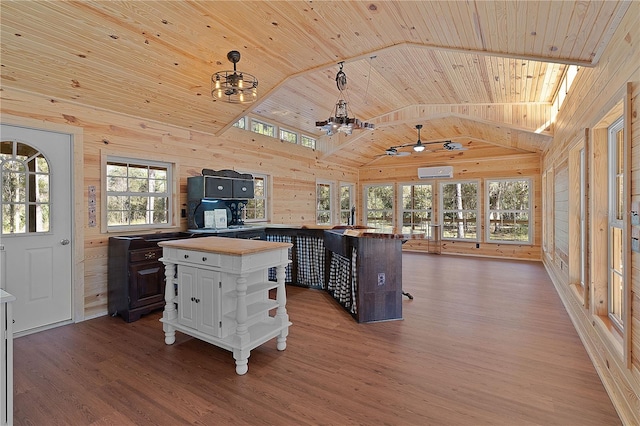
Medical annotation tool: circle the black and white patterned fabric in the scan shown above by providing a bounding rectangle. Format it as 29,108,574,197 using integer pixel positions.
350,246,358,315
296,235,325,288
267,234,293,282
327,252,353,310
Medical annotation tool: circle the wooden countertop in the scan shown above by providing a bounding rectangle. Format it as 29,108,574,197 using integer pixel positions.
159,236,292,256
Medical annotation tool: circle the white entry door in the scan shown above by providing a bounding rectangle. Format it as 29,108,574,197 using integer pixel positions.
0,124,73,334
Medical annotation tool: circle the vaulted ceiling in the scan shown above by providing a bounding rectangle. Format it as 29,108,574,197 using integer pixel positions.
0,1,632,167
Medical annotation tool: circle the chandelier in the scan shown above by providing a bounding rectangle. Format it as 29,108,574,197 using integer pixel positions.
315,62,374,136
211,50,258,104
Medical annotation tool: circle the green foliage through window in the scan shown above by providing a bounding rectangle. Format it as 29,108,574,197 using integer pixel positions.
487,179,531,242
1,141,50,234
106,158,171,228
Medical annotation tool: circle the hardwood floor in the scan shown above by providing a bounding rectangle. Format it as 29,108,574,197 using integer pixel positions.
12,254,620,425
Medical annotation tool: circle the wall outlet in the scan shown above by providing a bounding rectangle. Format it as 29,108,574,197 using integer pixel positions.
377,273,385,286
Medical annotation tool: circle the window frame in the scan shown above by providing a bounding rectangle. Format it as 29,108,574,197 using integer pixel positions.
439,180,479,241
339,182,354,225
279,128,298,144
363,183,395,233
102,155,174,232
316,180,334,225
243,173,269,223
607,116,624,331
399,182,433,237
300,134,316,149
485,178,533,244
250,119,276,138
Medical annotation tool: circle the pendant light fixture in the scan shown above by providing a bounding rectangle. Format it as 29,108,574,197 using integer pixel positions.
211,50,258,104
315,62,375,136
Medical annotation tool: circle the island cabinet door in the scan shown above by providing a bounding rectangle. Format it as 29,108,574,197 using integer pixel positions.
177,265,222,337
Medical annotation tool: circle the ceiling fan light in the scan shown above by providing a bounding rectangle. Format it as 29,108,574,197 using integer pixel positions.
413,144,425,152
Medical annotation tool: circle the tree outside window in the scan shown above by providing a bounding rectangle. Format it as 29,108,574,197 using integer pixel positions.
251,120,275,137
280,129,298,144
244,174,267,221
316,182,332,225
486,179,531,243
105,158,171,229
339,183,353,225
441,181,478,240
301,135,316,149
1,141,50,234
365,184,394,233
401,183,432,236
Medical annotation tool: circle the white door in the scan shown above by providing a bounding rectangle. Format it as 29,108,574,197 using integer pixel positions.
0,124,73,334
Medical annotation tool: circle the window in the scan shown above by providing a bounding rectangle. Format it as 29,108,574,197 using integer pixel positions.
400,183,432,236
233,117,246,129
301,135,316,149
339,183,354,225
280,128,298,144
316,182,333,225
486,179,531,243
365,184,394,233
244,174,268,221
105,157,172,229
579,149,586,288
608,117,624,331
440,181,478,240
251,120,275,137
1,140,50,234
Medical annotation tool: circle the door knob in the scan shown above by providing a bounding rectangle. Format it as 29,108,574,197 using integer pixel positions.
61,239,70,245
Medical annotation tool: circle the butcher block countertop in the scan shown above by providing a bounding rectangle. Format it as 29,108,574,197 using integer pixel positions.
158,236,292,256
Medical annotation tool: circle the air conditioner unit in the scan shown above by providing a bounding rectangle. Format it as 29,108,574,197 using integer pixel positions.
417,166,453,179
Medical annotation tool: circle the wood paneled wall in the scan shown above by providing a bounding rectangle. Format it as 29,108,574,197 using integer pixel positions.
359,154,542,260
0,87,357,319
541,2,640,424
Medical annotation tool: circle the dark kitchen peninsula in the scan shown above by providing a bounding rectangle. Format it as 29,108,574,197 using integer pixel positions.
324,229,405,323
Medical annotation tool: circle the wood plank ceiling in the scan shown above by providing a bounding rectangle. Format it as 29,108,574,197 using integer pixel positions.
0,1,632,167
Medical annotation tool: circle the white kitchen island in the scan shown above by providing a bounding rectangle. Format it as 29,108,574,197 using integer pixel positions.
158,236,292,375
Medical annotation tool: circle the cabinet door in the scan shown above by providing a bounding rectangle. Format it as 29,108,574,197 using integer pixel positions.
177,266,198,329
177,266,221,337
129,261,165,309
197,269,221,337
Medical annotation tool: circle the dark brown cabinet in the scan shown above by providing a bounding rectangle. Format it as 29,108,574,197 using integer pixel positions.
108,232,199,322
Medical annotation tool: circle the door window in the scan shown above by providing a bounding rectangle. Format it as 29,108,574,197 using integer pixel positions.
1,140,50,234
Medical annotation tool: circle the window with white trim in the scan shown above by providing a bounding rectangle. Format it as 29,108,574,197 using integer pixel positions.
244,174,268,222
440,181,478,240
233,117,247,129
486,179,531,243
251,119,275,138
280,128,298,144
316,181,333,225
608,116,624,331
301,135,316,149
339,183,354,225
365,184,394,233
105,157,172,229
400,183,432,236
1,140,50,234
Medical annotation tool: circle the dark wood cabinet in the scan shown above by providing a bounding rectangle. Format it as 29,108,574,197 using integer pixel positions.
127,249,165,309
108,232,200,322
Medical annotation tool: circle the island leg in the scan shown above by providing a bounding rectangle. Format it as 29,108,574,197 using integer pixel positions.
275,263,289,351
233,349,250,375
162,262,177,345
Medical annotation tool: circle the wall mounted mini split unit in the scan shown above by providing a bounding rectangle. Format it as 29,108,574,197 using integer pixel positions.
417,166,453,179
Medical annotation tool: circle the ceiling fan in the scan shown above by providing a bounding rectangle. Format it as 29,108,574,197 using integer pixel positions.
381,124,467,156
